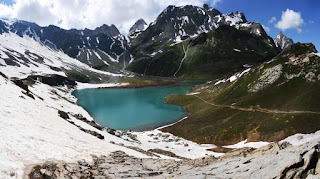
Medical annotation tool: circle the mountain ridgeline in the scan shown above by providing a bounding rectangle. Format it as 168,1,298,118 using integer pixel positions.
0,19,130,73
127,4,280,79
1,4,284,79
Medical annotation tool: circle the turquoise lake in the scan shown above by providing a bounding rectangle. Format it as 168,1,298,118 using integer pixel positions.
73,81,201,131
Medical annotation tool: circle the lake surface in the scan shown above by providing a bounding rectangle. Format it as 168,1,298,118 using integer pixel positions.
73,81,201,131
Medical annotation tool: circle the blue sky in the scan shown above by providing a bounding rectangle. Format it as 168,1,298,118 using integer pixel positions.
0,0,319,50
1,0,12,5
210,0,320,50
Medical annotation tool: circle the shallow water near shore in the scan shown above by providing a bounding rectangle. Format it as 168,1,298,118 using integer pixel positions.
73,80,202,131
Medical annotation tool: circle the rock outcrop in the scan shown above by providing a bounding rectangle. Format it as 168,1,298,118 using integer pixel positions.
27,140,320,178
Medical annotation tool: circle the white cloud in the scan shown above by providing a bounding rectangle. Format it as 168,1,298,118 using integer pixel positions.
0,0,221,34
268,17,276,23
275,9,304,31
262,25,270,33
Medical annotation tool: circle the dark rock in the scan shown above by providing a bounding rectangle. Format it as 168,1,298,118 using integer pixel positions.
12,79,29,92
0,71,7,79
278,141,293,150
106,128,116,135
58,110,69,119
27,74,76,87
80,128,104,140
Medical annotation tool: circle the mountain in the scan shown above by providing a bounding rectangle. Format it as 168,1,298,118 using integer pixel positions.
128,19,148,36
163,42,320,145
0,4,280,79
274,31,294,51
127,4,279,79
0,31,123,82
0,18,131,73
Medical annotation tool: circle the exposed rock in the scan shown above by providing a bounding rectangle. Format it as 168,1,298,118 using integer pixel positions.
274,31,294,51
0,71,7,79
147,148,186,159
305,72,316,81
297,136,304,140
129,18,147,35
249,64,283,92
27,141,320,179
79,128,104,140
58,110,69,119
73,113,104,130
27,74,76,87
279,141,293,150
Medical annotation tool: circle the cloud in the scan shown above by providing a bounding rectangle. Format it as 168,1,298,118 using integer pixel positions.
268,17,276,23
0,0,221,34
275,9,304,31
262,25,270,33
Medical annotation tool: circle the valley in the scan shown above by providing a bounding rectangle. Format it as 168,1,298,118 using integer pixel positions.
0,2,320,178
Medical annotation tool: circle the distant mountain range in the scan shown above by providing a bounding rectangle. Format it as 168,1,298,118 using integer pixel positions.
127,4,279,78
0,4,298,80
0,18,130,74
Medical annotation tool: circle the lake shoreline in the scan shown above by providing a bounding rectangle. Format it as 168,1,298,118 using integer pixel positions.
73,80,201,131
99,77,183,89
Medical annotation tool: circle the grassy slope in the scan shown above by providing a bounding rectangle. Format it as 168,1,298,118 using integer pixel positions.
162,43,320,146
128,25,279,79
118,77,180,88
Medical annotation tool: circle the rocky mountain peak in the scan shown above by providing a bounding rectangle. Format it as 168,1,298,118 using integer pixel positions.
203,4,221,17
94,24,120,37
274,31,294,51
129,18,148,34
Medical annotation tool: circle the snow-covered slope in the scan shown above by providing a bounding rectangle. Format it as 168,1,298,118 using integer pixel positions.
0,18,132,73
0,75,147,177
0,32,123,79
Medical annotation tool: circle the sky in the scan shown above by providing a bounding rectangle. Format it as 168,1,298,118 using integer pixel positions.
0,0,319,50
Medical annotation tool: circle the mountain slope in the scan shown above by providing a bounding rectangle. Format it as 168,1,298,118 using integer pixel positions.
274,31,294,51
162,43,320,145
0,32,123,82
127,4,279,79
0,19,131,73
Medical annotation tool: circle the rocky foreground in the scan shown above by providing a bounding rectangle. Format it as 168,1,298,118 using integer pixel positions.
27,139,320,179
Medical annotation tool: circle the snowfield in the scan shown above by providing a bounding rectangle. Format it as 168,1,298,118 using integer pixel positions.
0,33,123,78
0,76,150,178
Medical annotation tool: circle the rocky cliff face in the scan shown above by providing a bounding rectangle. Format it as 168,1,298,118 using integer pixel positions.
274,31,294,51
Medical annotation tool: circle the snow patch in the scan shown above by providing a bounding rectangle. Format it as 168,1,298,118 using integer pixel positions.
224,139,269,149
76,82,129,90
